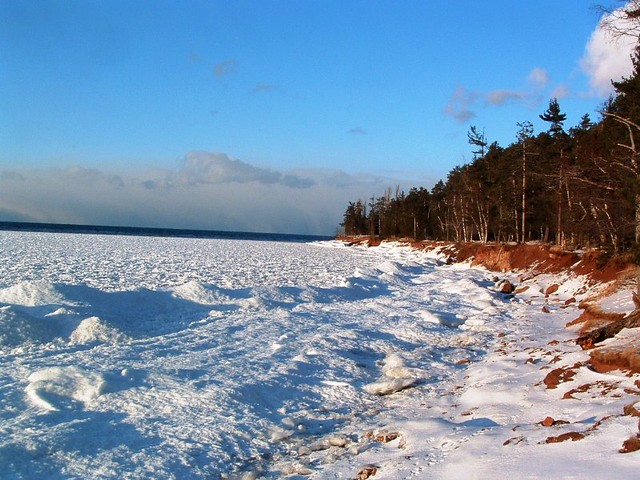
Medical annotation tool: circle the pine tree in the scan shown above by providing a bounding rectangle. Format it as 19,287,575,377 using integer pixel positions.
467,126,487,159
539,98,567,136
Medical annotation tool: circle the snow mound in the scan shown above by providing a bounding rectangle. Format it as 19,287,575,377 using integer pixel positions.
0,280,68,306
69,316,129,345
417,309,465,328
376,260,405,276
0,306,60,347
25,366,107,411
172,280,235,305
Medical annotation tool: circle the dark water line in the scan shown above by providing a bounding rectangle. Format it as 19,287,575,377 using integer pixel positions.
0,221,332,243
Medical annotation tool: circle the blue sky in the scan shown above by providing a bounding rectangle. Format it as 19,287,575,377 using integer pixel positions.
0,1,634,234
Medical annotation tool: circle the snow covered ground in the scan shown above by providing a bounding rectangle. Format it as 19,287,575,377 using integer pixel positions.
0,231,638,479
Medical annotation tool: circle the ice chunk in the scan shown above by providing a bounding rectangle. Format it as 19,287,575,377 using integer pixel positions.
363,377,418,396
25,366,106,411
382,352,414,378
364,352,418,395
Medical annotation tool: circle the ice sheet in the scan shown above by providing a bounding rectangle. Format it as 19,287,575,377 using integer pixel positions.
0,232,637,479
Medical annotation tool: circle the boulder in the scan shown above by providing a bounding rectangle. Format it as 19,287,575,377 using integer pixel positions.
545,284,560,296
542,416,555,427
499,280,515,294
356,465,378,479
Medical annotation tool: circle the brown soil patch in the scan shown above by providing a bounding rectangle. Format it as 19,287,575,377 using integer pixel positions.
562,381,620,400
337,236,382,247
503,436,525,446
572,250,635,283
543,364,581,389
589,347,640,375
544,431,585,443
451,243,580,274
341,239,638,287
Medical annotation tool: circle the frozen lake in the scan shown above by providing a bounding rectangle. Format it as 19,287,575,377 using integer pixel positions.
0,231,515,478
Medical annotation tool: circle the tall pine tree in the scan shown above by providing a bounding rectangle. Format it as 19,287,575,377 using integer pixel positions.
539,98,567,136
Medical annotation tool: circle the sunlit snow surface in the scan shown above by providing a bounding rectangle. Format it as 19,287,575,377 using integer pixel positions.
1,232,637,479
0,232,493,478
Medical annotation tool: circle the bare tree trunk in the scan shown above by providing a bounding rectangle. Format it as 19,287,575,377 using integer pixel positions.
601,111,640,245
636,193,640,244
521,143,526,243
556,157,564,247
512,174,519,243
557,179,563,246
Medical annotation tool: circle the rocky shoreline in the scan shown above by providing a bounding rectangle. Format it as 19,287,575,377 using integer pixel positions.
337,238,640,465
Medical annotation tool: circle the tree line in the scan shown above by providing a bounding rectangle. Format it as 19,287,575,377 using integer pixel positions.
341,6,640,253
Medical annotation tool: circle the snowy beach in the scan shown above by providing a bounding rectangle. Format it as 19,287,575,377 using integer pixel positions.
0,231,638,479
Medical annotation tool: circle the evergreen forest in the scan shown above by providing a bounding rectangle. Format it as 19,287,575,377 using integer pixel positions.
340,5,640,254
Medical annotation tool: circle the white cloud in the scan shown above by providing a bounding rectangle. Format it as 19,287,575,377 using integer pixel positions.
177,151,314,188
485,90,524,106
443,87,478,123
581,7,636,96
0,153,406,235
527,67,549,88
445,70,549,123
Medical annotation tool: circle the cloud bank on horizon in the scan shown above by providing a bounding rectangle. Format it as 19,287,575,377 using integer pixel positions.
0,152,400,235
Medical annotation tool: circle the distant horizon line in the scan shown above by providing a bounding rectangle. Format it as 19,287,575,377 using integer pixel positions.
0,220,333,242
